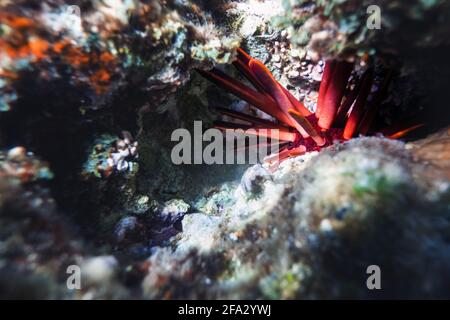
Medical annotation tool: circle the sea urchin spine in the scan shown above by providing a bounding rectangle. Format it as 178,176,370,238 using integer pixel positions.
198,48,422,165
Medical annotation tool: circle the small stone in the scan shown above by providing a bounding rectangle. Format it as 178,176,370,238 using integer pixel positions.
116,159,129,171
310,64,324,82
7,147,26,162
241,164,271,195
287,69,300,79
129,146,138,156
116,140,127,150
229,233,238,241
239,16,262,38
137,195,149,206
160,199,190,223
128,195,152,215
121,131,133,144
95,144,104,152
118,148,130,158
114,216,138,242
320,219,333,232
106,157,115,167
111,153,121,163
81,256,118,285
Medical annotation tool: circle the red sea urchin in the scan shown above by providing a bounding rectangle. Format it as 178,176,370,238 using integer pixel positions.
198,48,423,166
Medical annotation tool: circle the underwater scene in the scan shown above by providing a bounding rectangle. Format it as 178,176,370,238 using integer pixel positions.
1,0,450,300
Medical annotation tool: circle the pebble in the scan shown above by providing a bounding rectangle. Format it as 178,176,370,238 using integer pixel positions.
116,140,127,150
287,69,300,79
81,256,118,285
114,216,138,242
116,159,129,171
320,219,333,232
7,147,27,162
241,164,271,194
118,148,130,158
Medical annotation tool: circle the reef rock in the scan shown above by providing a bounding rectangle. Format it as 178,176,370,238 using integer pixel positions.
141,138,450,299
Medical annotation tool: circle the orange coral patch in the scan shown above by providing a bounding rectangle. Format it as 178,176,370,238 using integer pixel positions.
90,70,112,94
0,12,34,29
28,38,50,60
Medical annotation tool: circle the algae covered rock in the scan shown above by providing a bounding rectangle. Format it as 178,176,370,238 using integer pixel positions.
140,138,450,299
272,0,450,60
0,0,239,112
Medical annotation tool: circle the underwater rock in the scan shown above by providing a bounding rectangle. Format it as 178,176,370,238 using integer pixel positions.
114,216,141,243
0,146,53,183
0,147,80,299
240,163,271,196
408,126,450,180
160,199,191,223
272,0,450,61
177,213,221,254
81,255,118,286
77,255,131,299
145,199,191,246
140,138,450,299
83,131,139,178
0,0,240,112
